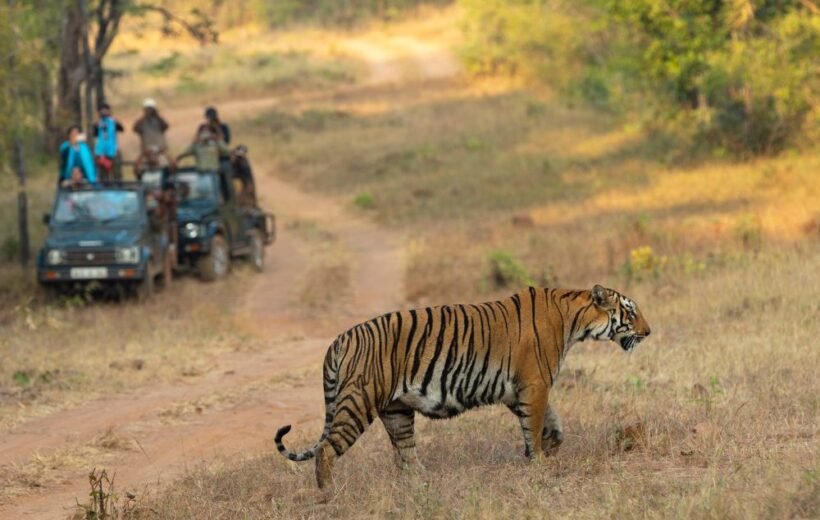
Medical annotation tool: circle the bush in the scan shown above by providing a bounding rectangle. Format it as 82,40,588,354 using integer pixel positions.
459,0,819,156
487,250,534,289
621,245,667,282
353,192,375,209
1,235,19,262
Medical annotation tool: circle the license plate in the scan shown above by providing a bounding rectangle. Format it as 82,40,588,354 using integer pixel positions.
70,267,108,279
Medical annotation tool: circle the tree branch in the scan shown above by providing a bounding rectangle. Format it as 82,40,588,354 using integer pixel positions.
133,3,218,45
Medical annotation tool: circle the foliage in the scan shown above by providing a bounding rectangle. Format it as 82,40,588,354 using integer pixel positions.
0,2,58,152
459,0,820,155
353,192,376,209
621,245,667,282
487,250,535,289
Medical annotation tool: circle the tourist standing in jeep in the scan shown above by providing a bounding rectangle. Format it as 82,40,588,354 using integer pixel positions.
59,125,97,187
196,106,231,145
133,98,169,152
176,129,230,172
93,102,124,181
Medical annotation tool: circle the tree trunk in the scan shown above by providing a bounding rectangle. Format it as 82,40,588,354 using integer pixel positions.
80,0,94,146
57,1,85,130
94,58,105,107
39,63,60,153
13,139,30,267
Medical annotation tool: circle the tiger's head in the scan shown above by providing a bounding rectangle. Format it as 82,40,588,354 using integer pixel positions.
587,285,651,352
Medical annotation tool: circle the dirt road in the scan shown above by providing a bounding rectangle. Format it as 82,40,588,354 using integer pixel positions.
0,34,455,519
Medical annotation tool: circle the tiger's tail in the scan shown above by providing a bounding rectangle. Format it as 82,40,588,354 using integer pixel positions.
275,338,343,462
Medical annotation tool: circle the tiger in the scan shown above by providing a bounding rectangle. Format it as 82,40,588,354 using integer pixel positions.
275,284,651,488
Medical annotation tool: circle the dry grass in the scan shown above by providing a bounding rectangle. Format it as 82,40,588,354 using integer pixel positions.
105,23,360,107
233,72,818,304
0,427,136,498
120,9,820,517
286,219,354,312
0,276,255,430
138,248,817,519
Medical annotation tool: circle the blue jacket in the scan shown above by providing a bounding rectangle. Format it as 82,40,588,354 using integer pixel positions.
94,116,123,158
59,141,97,183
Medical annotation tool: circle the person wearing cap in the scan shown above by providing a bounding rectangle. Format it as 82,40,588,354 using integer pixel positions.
59,125,97,186
176,129,230,172
133,98,169,151
195,106,231,145
93,102,124,181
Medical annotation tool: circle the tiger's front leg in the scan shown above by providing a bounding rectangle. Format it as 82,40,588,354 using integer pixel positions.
508,385,549,460
541,405,563,456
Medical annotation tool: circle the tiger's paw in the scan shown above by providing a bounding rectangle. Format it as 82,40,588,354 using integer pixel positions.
542,428,564,457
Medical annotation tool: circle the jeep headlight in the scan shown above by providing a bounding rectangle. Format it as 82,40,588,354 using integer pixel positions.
115,246,140,264
183,222,204,239
46,249,65,265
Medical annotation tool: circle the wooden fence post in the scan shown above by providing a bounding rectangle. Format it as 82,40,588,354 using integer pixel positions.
13,139,30,267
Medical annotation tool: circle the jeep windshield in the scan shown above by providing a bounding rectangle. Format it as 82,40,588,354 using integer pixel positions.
176,172,217,203
53,190,142,225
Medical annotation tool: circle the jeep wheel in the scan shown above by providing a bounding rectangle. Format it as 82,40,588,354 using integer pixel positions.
198,234,230,282
137,268,155,301
249,229,265,272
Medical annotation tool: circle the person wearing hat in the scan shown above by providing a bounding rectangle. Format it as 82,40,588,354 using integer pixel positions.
93,102,124,181
176,129,230,172
133,98,169,152
195,106,231,145
59,125,97,187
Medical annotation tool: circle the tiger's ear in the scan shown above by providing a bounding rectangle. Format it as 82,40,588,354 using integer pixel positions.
591,284,615,309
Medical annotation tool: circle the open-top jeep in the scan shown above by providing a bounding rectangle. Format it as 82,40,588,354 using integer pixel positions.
37,183,173,300
173,166,275,281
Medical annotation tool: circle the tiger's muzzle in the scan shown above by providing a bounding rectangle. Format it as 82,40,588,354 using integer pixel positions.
620,334,648,352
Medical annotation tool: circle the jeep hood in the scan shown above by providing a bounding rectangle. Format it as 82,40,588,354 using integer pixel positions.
44,227,142,249
177,200,218,223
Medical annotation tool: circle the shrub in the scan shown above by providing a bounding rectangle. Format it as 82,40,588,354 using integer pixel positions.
487,250,534,289
734,214,763,251
353,192,375,209
459,0,819,156
621,245,667,282
1,235,19,262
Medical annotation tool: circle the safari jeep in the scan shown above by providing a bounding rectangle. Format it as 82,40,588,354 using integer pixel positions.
37,183,173,300
173,166,275,281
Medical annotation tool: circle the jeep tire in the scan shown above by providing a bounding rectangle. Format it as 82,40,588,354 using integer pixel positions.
198,234,230,282
137,267,155,301
249,229,265,272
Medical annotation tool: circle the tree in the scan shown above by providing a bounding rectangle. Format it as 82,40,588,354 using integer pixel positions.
56,0,218,143
1,1,52,266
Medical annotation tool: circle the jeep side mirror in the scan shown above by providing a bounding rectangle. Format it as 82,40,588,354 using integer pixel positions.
42,213,50,225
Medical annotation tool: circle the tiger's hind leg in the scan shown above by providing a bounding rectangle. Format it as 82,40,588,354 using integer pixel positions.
315,381,377,489
541,405,563,456
380,401,422,470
